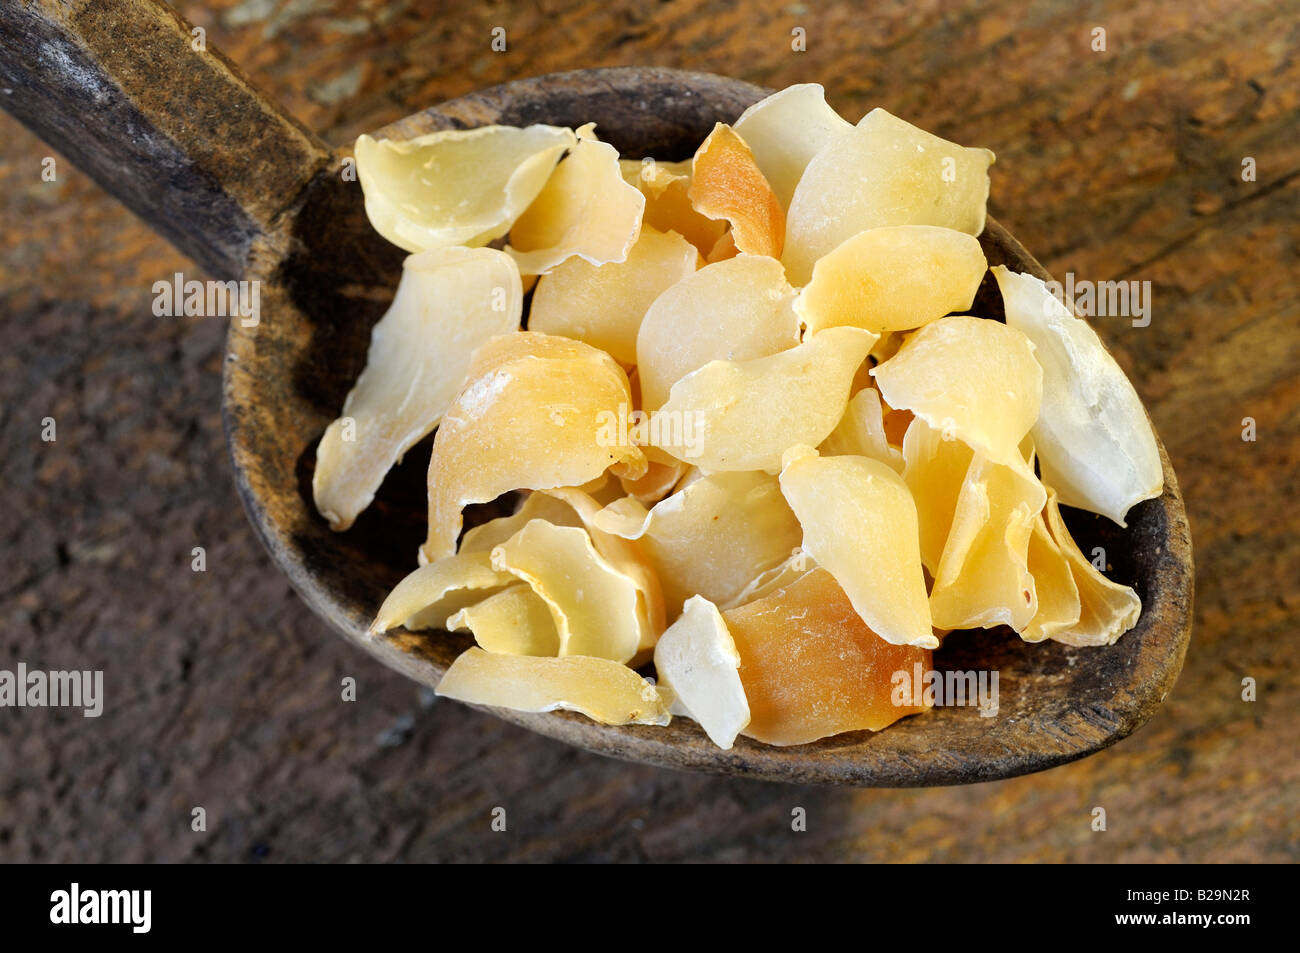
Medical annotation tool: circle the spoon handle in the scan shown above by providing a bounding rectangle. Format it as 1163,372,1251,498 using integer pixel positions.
0,0,332,279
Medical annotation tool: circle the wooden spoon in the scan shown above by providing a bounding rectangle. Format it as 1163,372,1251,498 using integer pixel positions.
2,0,1193,786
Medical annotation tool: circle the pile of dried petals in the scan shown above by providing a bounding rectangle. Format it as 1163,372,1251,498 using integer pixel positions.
312,85,1162,749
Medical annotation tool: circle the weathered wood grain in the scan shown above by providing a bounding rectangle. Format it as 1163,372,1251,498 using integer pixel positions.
0,0,332,279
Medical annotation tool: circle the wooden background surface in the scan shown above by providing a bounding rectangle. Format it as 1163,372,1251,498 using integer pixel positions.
1,0,1296,861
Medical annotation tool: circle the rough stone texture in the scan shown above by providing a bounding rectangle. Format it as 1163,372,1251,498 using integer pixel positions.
0,0,1296,860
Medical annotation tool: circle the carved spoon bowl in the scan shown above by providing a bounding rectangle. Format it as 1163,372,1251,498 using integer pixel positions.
1,2,1193,786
